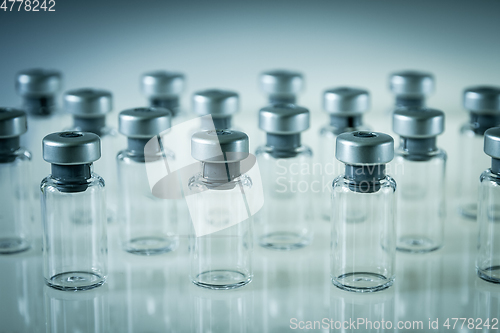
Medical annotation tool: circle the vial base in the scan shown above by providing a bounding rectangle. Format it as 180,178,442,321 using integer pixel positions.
0,237,30,254
47,271,105,291
192,270,252,290
123,236,179,256
332,272,394,293
477,266,500,284
459,203,477,220
259,232,310,251
397,236,442,253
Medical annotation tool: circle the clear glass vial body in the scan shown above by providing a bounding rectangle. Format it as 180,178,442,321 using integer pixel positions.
477,169,500,283
393,145,446,253
318,122,369,220
0,147,33,254
188,173,254,289
458,123,493,219
41,169,107,291
255,145,313,250
331,171,396,292
116,146,178,255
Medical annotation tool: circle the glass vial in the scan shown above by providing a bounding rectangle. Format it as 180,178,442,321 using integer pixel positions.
331,131,396,292
393,108,446,252
16,69,65,181
319,87,371,220
140,70,187,124
192,89,239,130
256,104,313,250
64,88,119,223
189,130,253,289
458,86,500,219
41,131,107,291
477,127,500,283
259,70,304,104
0,108,32,254
389,70,435,109
117,107,178,255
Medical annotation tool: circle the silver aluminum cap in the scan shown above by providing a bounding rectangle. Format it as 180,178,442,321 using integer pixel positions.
389,70,434,98
336,131,394,165
43,132,101,165
64,88,112,117
0,108,28,138
323,87,370,115
260,70,304,95
16,68,62,97
259,104,309,134
463,86,500,114
393,108,445,138
141,71,185,98
191,130,249,163
119,107,171,139
192,89,239,118
484,127,500,159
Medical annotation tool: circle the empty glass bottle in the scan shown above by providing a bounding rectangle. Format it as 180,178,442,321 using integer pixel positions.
331,131,396,292
393,108,446,253
259,70,304,104
458,86,500,219
0,108,32,254
141,70,187,124
477,127,500,283
117,107,178,255
189,130,253,289
256,104,313,250
16,68,66,171
64,88,119,223
41,131,106,291
319,87,370,220
192,89,239,130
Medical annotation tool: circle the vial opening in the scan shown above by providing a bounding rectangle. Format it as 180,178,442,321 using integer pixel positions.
353,131,377,138
59,132,83,138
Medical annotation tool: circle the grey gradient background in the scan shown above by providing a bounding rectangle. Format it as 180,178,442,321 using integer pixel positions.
1,0,499,117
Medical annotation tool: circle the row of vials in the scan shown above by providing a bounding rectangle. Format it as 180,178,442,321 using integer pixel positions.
1,68,500,293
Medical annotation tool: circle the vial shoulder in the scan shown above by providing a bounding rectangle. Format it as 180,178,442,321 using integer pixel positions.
460,123,481,137
188,172,253,191
332,174,396,192
480,169,500,186
40,174,105,193
394,147,447,161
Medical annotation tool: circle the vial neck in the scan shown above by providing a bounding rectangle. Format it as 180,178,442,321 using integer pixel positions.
395,96,424,108
51,164,92,192
399,137,437,160
269,94,296,105
202,161,241,182
201,116,232,130
126,137,161,162
0,137,20,163
329,115,363,129
266,133,301,158
492,158,500,175
23,96,56,116
150,97,180,117
73,116,106,135
344,164,386,193
469,112,500,135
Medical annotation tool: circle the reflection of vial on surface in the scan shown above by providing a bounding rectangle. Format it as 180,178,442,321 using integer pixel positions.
256,104,313,250
64,88,119,223
140,70,187,124
458,86,500,219
319,87,370,220
117,107,178,255
259,70,304,104
0,108,32,254
331,131,396,292
41,132,107,291
393,108,446,253
192,89,239,130
477,127,500,283
16,68,66,188
189,130,253,290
